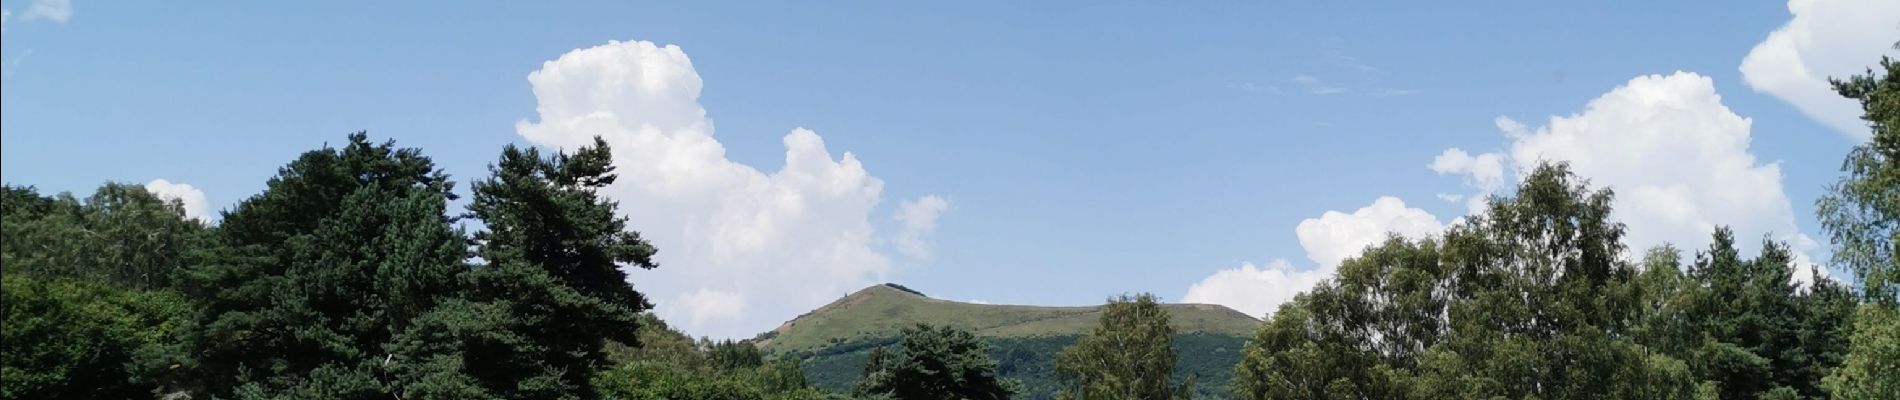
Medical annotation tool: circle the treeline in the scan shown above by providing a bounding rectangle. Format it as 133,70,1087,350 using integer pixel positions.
1234,166,1857,399
0,136,833,399
1224,54,1900,400
4,49,1897,400
788,331,1244,399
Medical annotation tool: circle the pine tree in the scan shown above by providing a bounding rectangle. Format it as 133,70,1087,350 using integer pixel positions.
186,132,467,398
390,137,659,399
856,324,1017,400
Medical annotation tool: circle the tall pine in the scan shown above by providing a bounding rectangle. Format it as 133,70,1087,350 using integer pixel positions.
186,132,467,398
390,137,658,399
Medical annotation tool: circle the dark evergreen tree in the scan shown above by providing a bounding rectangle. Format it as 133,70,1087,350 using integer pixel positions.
711,339,768,372
855,324,1018,400
389,137,658,399
1791,273,1858,398
1659,229,1851,399
185,132,468,398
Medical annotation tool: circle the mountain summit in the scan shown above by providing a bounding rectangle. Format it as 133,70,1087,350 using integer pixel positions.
757,283,1261,399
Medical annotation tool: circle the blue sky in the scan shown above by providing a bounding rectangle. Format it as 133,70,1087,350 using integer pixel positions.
3,0,1894,339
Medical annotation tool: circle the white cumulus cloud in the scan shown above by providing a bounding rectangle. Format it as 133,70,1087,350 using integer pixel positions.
1439,72,1824,282
514,40,944,339
1184,197,1444,318
1429,148,1505,214
1739,0,1900,140
1295,197,1445,268
893,195,949,260
1182,260,1327,319
144,178,208,222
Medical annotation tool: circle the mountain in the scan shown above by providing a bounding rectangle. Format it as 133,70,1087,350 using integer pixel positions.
757,283,1262,399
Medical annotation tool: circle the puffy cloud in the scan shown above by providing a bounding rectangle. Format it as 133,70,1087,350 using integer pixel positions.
1295,197,1445,268
22,0,69,23
1739,0,1900,140
1442,72,1824,282
1430,149,1504,189
1429,148,1506,214
893,195,949,260
515,40,943,339
1182,260,1328,319
1184,197,1443,318
144,178,208,222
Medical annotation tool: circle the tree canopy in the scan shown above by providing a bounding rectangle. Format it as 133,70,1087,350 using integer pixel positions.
1231,164,1865,400
855,324,1020,400
1817,45,1900,400
1055,293,1194,400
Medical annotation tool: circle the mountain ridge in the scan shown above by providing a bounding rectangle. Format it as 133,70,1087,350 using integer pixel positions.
757,283,1260,399
756,283,1260,353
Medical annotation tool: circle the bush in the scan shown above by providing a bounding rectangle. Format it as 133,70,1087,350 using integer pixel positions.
1,275,192,399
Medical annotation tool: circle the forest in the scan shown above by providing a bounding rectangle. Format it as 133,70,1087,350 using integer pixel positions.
2,52,1896,400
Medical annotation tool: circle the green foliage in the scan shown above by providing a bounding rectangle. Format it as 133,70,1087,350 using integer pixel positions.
1818,51,1900,304
1415,164,1699,399
1231,235,1447,400
855,324,1019,400
608,314,715,371
594,362,836,400
184,132,470,398
389,137,662,399
2,183,210,290
1055,293,1194,400
797,333,1242,400
594,315,830,400
1234,165,1706,400
1229,165,1867,400
1,275,192,399
712,338,769,372
1,182,213,398
1823,304,1900,399
1640,229,1856,399
1818,44,1900,400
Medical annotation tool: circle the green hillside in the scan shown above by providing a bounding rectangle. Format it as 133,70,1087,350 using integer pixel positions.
758,284,1261,399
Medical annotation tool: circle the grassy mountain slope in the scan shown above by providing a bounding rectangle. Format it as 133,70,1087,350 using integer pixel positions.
758,284,1258,353
758,284,1261,399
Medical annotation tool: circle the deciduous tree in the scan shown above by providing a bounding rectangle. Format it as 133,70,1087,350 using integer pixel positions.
1055,293,1193,400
